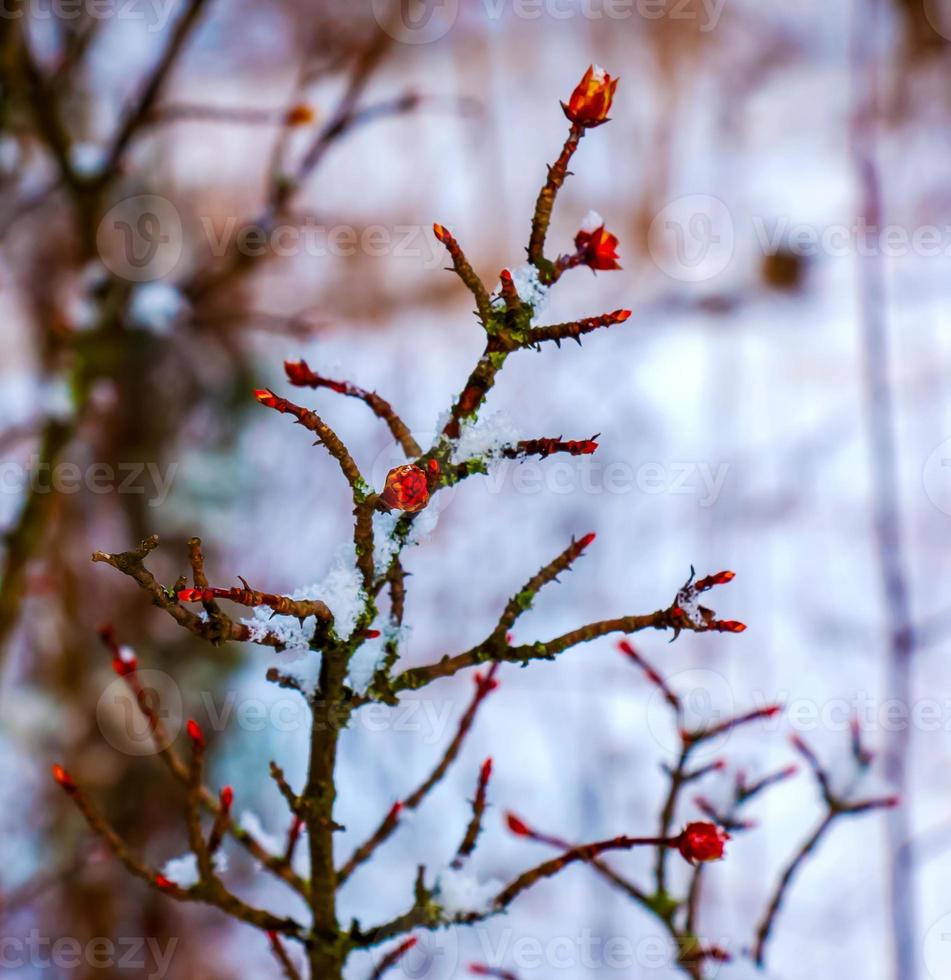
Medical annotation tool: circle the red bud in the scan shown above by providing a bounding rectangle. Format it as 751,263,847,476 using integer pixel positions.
381,464,430,513
505,812,533,837
52,764,77,795
186,719,205,749
714,620,746,633
563,64,619,128
220,786,234,809
111,648,138,677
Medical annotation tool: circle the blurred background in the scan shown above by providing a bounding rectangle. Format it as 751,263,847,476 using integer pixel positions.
2,0,951,976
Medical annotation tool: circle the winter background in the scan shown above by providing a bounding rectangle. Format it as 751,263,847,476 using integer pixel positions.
1,0,951,977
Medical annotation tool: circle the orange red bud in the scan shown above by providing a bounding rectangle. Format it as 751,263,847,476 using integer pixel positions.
677,822,729,863
714,620,747,634
563,64,618,128
505,812,533,838
433,223,449,243
381,464,430,512
186,719,205,749
52,764,77,795
285,103,315,126
112,649,137,677
220,785,234,809
574,224,621,271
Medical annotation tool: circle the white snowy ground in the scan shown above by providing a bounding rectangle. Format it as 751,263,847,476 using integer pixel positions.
4,1,951,977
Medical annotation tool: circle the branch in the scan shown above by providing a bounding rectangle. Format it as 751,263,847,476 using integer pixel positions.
268,931,303,980
492,834,673,911
452,758,494,868
369,937,418,980
51,766,306,937
106,0,211,171
500,436,599,459
390,610,673,693
254,389,368,497
284,359,421,457
529,309,631,347
752,732,899,966
92,536,288,649
339,666,500,883
492,533,596,641
98,629,310,897
177,580,334,627
528,123,585,270
433,224,492,325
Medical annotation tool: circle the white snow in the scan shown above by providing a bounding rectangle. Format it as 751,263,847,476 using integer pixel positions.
579,209,604,234
346,636,387,695
314,549,366,637
490,264,550,317
161,851,227,888
39,378,75,422
68,142,106,177
280,651,323,694
241,550,366,654
436,866,503,916
128,281,189,336
238,811,283,855
116,645,136,667
451,412,519,463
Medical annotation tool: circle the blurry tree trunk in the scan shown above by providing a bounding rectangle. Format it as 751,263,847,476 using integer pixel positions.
851,2,917,978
